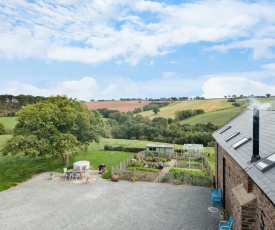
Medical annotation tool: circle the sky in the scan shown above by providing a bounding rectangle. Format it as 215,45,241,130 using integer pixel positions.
1,0,275,101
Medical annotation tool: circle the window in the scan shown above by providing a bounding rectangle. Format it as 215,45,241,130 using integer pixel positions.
220,126,231,134
149,147,156,151
255,153,275,172
225,132,240,142
232,137,251,149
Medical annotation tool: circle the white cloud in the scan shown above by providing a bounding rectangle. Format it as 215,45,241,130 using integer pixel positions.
1,73,275,101
208,38,275,59
202,77,275,98
261,63,275,70
95,76,203,100
1,0,275,63
162,72,178,79
0,75,203,101
0,77,98,101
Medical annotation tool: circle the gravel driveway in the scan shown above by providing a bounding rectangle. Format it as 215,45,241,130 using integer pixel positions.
0,173,220,230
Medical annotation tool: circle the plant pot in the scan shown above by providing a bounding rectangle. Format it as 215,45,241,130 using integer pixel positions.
220,211,227,220
111,174,119,182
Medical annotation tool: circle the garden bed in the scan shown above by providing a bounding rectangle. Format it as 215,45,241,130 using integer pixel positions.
161,168,211,187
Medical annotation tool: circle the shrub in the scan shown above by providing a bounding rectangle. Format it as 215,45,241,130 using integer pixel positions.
161,168,211,187
127,166,159,172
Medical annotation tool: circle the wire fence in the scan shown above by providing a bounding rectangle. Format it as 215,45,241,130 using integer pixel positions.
202,153,215,187
111,156,133,174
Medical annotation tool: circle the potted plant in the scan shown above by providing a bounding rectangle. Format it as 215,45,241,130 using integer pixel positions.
220,209,227,220
111,172,119,182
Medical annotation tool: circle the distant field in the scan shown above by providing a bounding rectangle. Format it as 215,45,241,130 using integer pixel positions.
0,136,197,154
180,107,244,127
139,99,234,119
87,138,183,150
0,117,18,130
85,100,151,112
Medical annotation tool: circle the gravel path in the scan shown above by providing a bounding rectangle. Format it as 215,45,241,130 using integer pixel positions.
0,173,220,230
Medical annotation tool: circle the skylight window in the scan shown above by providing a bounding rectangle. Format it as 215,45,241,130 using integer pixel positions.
220,126,231,134
232,137,251,149
225,132,240,142
255,153,275,172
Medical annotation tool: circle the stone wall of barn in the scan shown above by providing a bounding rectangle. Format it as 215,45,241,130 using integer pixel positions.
215,142,275,230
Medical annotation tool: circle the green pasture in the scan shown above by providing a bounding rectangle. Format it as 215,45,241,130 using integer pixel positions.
88,138,183,150
0,117,18,130
179,107,244,127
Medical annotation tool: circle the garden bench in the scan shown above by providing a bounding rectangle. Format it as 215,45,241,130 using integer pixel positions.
219,216,233,229
210,188,222,207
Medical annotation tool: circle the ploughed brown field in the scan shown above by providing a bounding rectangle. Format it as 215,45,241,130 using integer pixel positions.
84,100,151,112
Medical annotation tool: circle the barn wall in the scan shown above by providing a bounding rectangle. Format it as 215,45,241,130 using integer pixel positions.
215,143,275,230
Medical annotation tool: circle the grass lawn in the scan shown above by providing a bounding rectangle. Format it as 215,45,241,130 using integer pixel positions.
0,156,63,191
0,135,216,191
0,117,18,130
0,137,135,191
0,149,133,191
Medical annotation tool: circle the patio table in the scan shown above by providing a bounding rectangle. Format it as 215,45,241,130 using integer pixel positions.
67,169,85,178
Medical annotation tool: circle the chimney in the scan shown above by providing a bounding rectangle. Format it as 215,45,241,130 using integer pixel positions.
251,108,261,163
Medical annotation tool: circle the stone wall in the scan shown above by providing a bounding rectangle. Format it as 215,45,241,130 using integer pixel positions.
215,143,275,230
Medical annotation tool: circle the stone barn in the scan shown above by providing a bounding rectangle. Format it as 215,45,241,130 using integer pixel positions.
212,108,275,230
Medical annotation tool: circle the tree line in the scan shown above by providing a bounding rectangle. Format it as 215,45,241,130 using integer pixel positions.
100,109,216,146
0,94,47,116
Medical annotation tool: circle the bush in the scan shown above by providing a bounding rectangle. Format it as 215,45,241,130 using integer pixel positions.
232,102,241,107
104,145,145,153
127,166,159,172
161,168,211,187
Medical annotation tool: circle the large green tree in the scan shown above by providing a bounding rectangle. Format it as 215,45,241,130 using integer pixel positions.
2,96,104,166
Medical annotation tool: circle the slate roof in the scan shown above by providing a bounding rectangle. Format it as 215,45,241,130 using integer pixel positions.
212,108,275,205
146,143,174,148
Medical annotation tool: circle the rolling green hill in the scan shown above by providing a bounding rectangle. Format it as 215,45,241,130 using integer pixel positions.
139,99,236,119
138,98,246,126
179,107,244,127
